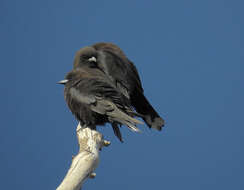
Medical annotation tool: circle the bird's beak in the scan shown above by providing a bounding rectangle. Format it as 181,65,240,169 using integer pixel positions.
88,56,97,62
57,79,69,85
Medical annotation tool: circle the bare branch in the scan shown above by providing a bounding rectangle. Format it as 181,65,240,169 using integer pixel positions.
56,123,110,190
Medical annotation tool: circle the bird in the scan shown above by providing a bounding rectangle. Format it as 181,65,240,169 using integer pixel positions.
58,66,144,142
73,42,165,131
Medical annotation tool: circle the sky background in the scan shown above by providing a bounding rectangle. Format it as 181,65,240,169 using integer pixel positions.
1,0,243,189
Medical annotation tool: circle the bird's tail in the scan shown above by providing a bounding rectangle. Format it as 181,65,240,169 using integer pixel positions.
109,106,143,133
131,91,165,131
112,123,123,142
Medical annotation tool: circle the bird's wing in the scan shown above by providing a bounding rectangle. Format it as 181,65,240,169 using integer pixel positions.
70,78,129,113
93,42,143,92
68,86,109,115
127,60,144,92
97,50,144,98
69,78,143,132
69,87,96,104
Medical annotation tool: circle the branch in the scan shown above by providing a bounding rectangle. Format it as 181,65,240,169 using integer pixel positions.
56,123,110,190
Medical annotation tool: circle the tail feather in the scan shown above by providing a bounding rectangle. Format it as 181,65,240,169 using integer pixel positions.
125,121,141,133
131,91,165,130
112,123,123,142
108,105,143,133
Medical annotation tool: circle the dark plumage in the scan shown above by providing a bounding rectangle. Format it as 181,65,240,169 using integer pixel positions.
59,67,143,142
73,42,165,131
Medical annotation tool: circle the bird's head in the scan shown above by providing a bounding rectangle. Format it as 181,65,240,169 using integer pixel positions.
73,46,98,69
57,70,78,85
57,68,93,85
93,42,127,58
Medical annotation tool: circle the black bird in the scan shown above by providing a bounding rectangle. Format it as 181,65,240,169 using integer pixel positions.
73,42,165,131
58,67,143,142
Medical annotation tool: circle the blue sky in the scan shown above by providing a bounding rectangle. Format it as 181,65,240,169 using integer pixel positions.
1,0,243,189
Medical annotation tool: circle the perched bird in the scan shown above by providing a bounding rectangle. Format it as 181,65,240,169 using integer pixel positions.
58,67,143,142
73,42,165,131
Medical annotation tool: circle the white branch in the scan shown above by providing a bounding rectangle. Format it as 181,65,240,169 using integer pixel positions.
56,123,110,190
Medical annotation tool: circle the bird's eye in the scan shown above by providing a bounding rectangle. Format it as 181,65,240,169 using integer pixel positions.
88,56,97,62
